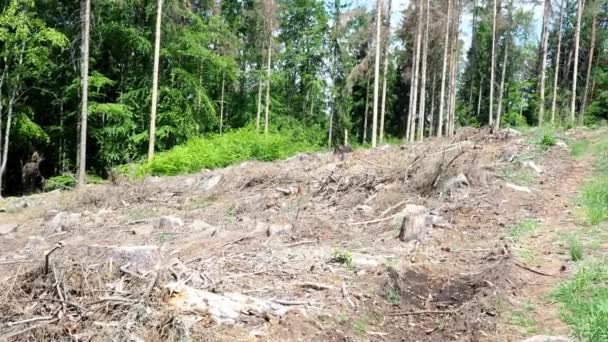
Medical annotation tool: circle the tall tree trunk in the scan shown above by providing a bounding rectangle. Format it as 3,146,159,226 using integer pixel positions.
581,2,597,121
447,1,459,137
429,72,436,137
78,0,91,185
496,38,509,129
538,0,550,126
219,72,225,135
148,0,162,161
379,0,393,144
328,106,334,148
570,0,584,123
551,0,565,125
417,0,430,141
488,0,498,127
363,74,371,143
409,0,424,142
264,34,272,136
371,0,382,147
477,78,483,119
0,68,6,193
256,75,263,132
437,0,452,137
0,90,15,196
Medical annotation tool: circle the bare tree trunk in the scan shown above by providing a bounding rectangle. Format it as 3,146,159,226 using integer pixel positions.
581,2,597,121
371,0,382,147
447,2,459,137
477,78,483,119
429,72,436,137
328,106,333,148
538,0,550,126
264,35,272,136
437,0,452,137
219,73,225,135
148,0,162,161
417,0,430,141
496,38,509,129
78,0,91,185
0,68,6,191
409,0,424,142
379,0,393,144
363,74,371,143
488,0,497,127
551,0,564,125
570,0,584,124
256,75,263,132
0,91,15,195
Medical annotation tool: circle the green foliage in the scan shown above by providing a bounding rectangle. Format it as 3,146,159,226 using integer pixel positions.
385,288,401,304
538,132,557,150
508,218,538,243
569,236,584,262
581,176,608,224
332,248,353,266
554,262,608,341
571,139,591,158
43,173,76,191
509,301,538,335
138,126,324,176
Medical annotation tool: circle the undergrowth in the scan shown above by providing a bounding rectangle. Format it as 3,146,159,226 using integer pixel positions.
579,135,608,224
553,261,608,341
508,218,538,243
131,125,325,176
44,173,104,191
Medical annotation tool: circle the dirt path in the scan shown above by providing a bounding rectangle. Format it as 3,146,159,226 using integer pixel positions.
0,128,592,341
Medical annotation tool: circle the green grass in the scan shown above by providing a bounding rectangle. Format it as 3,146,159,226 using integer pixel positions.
332,248,353,266
43,173,104,191
352,319,368,335
517,248,538,265
510,301,539,335
508,219,538,243
385,288,401,304
569,236,584,262
571,139,591,158
539,132,557,150
133,126,324,176
553,262,608,341
498,165,538,186
579,136,608,225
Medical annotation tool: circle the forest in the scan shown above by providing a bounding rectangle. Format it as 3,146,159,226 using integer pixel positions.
0,0,606,196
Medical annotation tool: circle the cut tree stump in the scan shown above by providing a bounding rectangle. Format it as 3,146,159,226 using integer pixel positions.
393,204,429,242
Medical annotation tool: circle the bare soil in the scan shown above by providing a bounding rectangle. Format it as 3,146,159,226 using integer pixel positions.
0,128,592,341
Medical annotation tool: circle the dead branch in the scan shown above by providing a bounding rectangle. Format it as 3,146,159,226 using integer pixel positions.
2,318,59,340
88,297,136,305
353,156,391,169
284,240,317,248
387,309,457,316
5,316,55,327
514,260,556,277
44,242,63,274
380,200,407,218
297,282,334,290
119,263,147,280
142,271,159,299
349,215,396,226
29,298,86,312
272,299,310,306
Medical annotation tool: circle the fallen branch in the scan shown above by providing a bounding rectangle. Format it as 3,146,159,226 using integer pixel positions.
349,215,396,226
272,299,310,306
380,200,407,218
120,264,147,280
142,271,159,300
297,282,334,291
387,309,457,316
44,242,63,275
514,260,556,277
6,316,55,327
284,240,316,248
2,318,59,340
29,298,86,312
88,297,136,305
353,156,391,169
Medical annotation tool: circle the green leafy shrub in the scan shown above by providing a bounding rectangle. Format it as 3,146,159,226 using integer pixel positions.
332,248,353,266
539,132,557,150
138,125,325,176
44,173,76,191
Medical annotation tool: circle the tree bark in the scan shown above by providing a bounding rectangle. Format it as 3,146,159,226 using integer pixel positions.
148,0,162,161
437,0,452,137
371,0,382,147
488,0,498,127
409,0,424,142
538,0,550,126
447,1,459,137
570,0,584,123
219,72,225,135
417,0,430,141
363,74,371,143
581,1,597,121
256,75,263,132
78,0,91,185
264,34,272,136
379,0,393,144
496,38,509,129
477,78,483,119
550,0,564,125
429,72,436,137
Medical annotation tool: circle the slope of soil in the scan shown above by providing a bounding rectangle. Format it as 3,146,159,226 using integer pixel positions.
0,128,590,341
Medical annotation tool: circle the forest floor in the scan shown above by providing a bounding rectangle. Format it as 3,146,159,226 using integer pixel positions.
0,127,600,341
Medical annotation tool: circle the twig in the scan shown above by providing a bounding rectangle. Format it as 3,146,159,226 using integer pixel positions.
380,200,407,218
0,259,32,265
514,260,556,277
29,298,86,312
297,282,334,290
272,299,310,306
2,318,59,339
387,309,457,316
285,240,316,248
87,297,136,305
142,271,159,299
349,215,396,226
353,156,391,169
44,242,63,275
6,316,55,327
119,264,147,280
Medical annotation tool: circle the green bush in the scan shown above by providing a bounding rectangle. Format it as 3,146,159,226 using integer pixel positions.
539,132,557,150
138,125,325,176
44,173,77,191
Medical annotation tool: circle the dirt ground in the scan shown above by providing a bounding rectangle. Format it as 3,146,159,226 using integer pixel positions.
0,128,593,341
